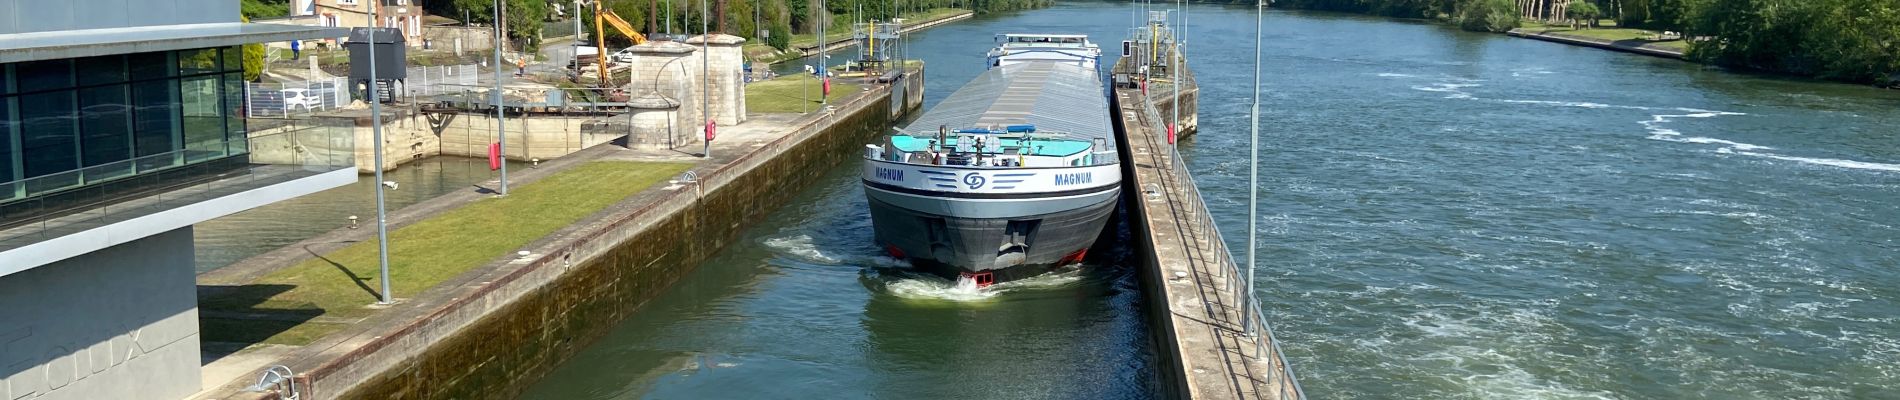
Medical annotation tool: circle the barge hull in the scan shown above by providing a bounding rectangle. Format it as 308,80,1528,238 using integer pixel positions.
866,187,1118,282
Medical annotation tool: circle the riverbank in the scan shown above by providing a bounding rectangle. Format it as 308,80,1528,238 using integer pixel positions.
1505,28,1685,60
744,8,973,66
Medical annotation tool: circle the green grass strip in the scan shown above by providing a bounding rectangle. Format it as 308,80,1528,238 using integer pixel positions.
745,74,863,114
203,161,691,344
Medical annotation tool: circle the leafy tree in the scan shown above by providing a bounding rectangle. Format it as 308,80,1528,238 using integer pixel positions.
769,19,793,50
241,0,289,19
241,16,267,81
1619,0,1652,26
1455,0,1520,32
1569,1,1602,28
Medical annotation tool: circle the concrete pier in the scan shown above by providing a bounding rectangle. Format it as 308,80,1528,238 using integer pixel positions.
1115,77,1303,399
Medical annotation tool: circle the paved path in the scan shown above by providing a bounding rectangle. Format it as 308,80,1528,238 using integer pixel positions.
1117,86,1303,400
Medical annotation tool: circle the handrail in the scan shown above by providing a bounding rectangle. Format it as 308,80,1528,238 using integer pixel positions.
1137,92,1305,399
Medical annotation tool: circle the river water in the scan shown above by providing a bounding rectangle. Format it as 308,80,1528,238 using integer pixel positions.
524,2,1900,399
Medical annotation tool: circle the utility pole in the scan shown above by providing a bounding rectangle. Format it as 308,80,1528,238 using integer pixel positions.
574,0,583,72
495,0,510,195
499,0,508,53
369,0,393,305
702,0,711,158
1243,0,1263,339
819,0,827,106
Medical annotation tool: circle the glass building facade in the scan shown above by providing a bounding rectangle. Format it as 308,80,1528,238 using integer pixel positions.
1,46,250,205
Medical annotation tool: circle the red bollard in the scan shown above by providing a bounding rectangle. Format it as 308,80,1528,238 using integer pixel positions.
487,142,501,171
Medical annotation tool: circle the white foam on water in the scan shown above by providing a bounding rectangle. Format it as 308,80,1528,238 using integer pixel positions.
1408,76,1899,174
1497,99,1624,109
882,266,1088,302
1412,82,1483,100
886,275,999,302
762,234,841,264
1378,72,1420,78
1731,150,1900,173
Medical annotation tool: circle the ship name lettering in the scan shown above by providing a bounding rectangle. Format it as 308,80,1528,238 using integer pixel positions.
875,167,904,182
1054,172,1092,186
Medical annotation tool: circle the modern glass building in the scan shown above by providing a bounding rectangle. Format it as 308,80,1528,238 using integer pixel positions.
1,1,352,399
2,47,252,206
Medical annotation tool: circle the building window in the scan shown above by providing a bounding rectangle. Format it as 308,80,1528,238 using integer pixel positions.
1,46,250,202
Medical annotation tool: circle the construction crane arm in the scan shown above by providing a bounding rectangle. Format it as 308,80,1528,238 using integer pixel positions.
601,10,647,45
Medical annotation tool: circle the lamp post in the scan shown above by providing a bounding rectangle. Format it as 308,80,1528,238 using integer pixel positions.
494,0,510,195
368,0,393,305
701,0,711,158
1243,0,1263,338
818,0,827,107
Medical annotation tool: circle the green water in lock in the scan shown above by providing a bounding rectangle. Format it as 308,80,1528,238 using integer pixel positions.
528,2,1900,398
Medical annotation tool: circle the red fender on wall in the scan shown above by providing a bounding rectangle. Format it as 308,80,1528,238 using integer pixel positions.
488,142,501,171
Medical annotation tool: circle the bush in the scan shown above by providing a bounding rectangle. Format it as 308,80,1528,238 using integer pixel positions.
241,16,267,81
768,21,792,50
1455,0,1521,32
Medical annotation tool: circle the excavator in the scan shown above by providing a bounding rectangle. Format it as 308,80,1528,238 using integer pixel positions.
593,2,648,87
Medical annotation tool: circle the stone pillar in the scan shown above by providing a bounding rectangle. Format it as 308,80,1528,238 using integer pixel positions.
627,40,703,146
626,94,684,149
685,34,748,126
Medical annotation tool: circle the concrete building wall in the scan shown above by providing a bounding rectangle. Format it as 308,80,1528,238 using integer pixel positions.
419,26,495,52
0,0,235,34
0,228,201,400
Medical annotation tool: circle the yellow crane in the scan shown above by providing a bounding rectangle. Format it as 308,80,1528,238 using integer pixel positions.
594,2,649,86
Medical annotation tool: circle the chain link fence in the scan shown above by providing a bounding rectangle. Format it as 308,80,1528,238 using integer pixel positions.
401,64,480,100
245,78,352,119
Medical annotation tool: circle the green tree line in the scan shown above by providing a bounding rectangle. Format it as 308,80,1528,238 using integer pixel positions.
428,0,1046,52
1212,0,1898,85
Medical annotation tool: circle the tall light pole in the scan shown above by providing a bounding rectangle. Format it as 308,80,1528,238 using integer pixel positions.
574,0,583,72
1243,0,1263,338
495,0,510,195
818,0,827,107
368,0,393,305
701,0,711,158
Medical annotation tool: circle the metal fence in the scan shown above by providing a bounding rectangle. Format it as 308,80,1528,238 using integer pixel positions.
401,64,479,99
1138,90,1306,400
245,78,351,119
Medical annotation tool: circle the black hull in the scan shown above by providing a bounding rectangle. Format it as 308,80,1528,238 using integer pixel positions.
866,191,1118,285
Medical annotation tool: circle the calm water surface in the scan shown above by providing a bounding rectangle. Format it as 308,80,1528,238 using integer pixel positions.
527,2,1900,398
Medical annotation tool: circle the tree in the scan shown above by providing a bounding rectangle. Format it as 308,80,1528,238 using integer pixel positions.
769,19,792,50
1619,0,1651,26
1456,0,1522,32
1569,1,1601,27
241,16,267,81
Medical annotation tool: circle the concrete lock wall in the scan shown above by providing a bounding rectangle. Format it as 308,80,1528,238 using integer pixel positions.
436,113,619,161
0,228,201,400
329,92,896,400
1149,87,1199,137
